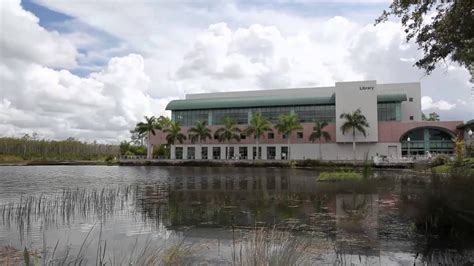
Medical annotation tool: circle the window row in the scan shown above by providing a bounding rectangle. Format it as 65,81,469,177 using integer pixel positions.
172,105,336,126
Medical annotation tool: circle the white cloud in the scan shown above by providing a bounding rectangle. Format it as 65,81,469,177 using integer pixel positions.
0,0,78,68
1,0,473,142
421,96,456,111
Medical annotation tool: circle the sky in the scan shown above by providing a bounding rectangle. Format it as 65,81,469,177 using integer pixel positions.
0,0,472,143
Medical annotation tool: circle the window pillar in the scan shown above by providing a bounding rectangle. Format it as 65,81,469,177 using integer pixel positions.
208,110,213,125
424,128,430,154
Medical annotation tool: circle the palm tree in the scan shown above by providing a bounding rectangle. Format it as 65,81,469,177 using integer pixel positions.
340,108,369,162
156,115,172,130
135,116,160,159
246,112,272,159
275,114,302,160
188,120,212,159
309,121,331,160
164,121,186,159
214,117,241,159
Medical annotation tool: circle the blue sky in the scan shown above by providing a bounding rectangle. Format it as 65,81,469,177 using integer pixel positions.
0,0,471,141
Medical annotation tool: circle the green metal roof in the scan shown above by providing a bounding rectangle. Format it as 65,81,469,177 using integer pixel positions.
166,93,407,110
377,94,407,103
457,119,474,129
166,94,336,110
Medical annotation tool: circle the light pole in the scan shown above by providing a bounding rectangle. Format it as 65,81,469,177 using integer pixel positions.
407,136,411,159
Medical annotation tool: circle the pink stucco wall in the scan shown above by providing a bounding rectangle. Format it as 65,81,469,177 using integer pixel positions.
150,121,463,145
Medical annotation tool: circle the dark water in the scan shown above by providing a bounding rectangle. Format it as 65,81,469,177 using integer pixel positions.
0,166,473,265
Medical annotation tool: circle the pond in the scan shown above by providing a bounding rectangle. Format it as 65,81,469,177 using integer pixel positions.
0,166,473,265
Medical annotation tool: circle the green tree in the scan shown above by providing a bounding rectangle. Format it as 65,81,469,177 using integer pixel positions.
275,114,302,160
340,109,370,162
428,112,440,121
309,121,331,160
376,1,473,74
188,120,212,159
245,112,272,159
156,115,172,130
164,121,186,145
135,116,161,159
119,140,131,155
214,117,241,159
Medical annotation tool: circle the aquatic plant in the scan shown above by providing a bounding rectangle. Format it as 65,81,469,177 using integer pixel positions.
233,227,312,266
318,172,363,181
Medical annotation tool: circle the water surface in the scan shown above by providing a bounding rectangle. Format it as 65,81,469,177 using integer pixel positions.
1,166,473,265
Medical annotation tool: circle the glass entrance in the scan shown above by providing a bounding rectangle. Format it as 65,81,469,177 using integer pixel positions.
401,128,454,155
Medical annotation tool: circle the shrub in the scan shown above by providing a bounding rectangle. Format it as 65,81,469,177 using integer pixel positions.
432,154,451,166
318,172,363,181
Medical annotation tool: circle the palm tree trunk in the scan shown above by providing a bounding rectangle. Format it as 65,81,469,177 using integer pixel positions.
319,138,322,160
147,131,152,160
352,129,356,164
287,138,291,160
256,137,260,160
199,142,202,160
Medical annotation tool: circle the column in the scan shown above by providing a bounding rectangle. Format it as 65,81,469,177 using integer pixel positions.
196,145,202,159
171,145,176,159
183,146,188,160
261,145,267,160
276,145,282,160
220,146,226,160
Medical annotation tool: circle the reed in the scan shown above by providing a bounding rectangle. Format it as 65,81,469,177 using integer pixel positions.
233,227,312,266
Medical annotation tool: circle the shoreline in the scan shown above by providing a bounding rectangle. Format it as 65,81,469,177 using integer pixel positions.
0,159,423,171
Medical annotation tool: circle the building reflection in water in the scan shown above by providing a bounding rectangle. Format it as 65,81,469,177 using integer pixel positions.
134,172,389,253
132,171,474,263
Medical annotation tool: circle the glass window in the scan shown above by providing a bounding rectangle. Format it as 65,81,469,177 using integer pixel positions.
268,132,274,139
294,105,335,123
173,110,209,126
410,116,414,120
409,97,413,102
281,146,288,160
201,146,208,159
239,147,248,159
212,147,221,159
187,147,195,159
212,108,248,125
267,146,276,159
377,102,400,121
240,134,246,140
175,147,183,159
253,107,291,124
297,132,303,139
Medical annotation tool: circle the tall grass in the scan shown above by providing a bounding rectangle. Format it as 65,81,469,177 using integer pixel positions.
0,186,152,243
233,227,312,265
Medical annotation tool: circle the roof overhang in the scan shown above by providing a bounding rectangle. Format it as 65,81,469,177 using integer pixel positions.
376,94,407,103
166,93,408,111
166,94,336,111
457,119,474,130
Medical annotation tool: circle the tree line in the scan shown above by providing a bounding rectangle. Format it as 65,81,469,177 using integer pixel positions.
0,135,119,161
130,109,369,161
